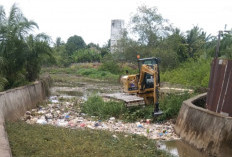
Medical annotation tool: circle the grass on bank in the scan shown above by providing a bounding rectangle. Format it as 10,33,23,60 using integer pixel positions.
81,93,192,122
41,63,137,82
161,59,211,89
6,121,170,157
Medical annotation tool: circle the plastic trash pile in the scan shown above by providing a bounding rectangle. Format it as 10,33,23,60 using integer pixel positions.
22,96,180,140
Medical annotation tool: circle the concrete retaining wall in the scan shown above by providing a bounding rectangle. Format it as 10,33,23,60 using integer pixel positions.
0,77,51,157
175,93,232,157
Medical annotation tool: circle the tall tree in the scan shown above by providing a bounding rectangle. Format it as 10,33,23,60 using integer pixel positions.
219,33,232,58
164,28,188,62
25,33,52,81
0,4,38,88
0,4,52,90
55,37,64,47
186,26,209,58
65,35,86,55
130,5,171,47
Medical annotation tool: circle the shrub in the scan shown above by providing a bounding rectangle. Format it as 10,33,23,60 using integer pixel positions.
81,95,126,119
72,49,101,63
122,106,154,122
81,93,191,122
161,58,211,88
99,54,122,74
157,93,192,121
77,68,119,80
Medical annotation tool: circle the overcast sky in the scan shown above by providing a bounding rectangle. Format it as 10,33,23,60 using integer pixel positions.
1,0,232,46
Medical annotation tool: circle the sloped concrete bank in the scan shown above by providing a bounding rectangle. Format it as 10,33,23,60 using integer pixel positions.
175,93,232,157
0,77,51,157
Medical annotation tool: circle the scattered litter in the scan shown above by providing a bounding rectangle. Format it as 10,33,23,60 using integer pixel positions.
22,96,180,141
49,96,59,103
56,119,68,127
80,123,86,127
36,118,47,125
94,123,100,127
146,119,151,124
109,117,115,121
112,134,118,139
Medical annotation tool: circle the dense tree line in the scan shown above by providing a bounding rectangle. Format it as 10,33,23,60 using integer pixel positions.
52,35,110,67
114,5,232,70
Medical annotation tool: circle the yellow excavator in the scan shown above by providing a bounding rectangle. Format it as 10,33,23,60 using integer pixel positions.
104,56,162,116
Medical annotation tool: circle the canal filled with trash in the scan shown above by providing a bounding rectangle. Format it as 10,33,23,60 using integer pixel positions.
21,74,209,157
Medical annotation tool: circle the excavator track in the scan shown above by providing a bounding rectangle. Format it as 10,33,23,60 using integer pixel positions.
103,93,145,107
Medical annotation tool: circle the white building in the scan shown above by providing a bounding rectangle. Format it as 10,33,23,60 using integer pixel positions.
110,19,125,53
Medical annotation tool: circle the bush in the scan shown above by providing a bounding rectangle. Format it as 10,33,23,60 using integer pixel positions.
157,93,192,121
81,93,190,122
122,106,154,122
82,95,126,119
161,58,211,88
121,64,138,75
82,95,154,122
99,54,122,74
72,49,101,63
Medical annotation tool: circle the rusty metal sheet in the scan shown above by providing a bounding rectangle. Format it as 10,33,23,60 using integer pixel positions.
206,58,232,116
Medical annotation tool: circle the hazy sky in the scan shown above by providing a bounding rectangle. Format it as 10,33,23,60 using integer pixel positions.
1,0,232,46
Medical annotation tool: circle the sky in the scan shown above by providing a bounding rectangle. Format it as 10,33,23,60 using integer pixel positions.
1,0,232,46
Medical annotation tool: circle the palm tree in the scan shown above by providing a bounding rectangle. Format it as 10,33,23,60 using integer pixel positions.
25,33,52,81
186,26,210,58
220,33,232,58
0,4,38,88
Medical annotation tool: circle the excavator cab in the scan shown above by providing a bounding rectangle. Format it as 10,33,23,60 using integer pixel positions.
138,57,160,89
138,57,160,70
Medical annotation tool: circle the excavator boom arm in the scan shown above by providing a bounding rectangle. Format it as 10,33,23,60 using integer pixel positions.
138,64,159,106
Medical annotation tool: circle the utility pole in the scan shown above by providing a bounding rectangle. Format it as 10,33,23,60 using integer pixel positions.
215,31,222,58
215,26,231,58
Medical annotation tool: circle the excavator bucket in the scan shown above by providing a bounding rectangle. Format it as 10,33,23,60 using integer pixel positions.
153,110,163,116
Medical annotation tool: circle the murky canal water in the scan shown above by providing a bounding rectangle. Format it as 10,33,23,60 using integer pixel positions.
158,140,209,157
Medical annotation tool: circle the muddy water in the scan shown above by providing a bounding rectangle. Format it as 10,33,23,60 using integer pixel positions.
158,140,209,157
51,76,121,101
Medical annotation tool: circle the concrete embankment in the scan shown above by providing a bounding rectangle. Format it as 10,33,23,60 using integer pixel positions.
0,77,51,157
175,93,232,157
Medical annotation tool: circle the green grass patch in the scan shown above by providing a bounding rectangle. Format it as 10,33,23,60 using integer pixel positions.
82,94,192,122
161,59,211,88
82,95,127,119
157,93,192,121
77,68,119,81
42,62,138,82
6,121,170,157
122,106,154,122
42,66,120,82
41,67,77,75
